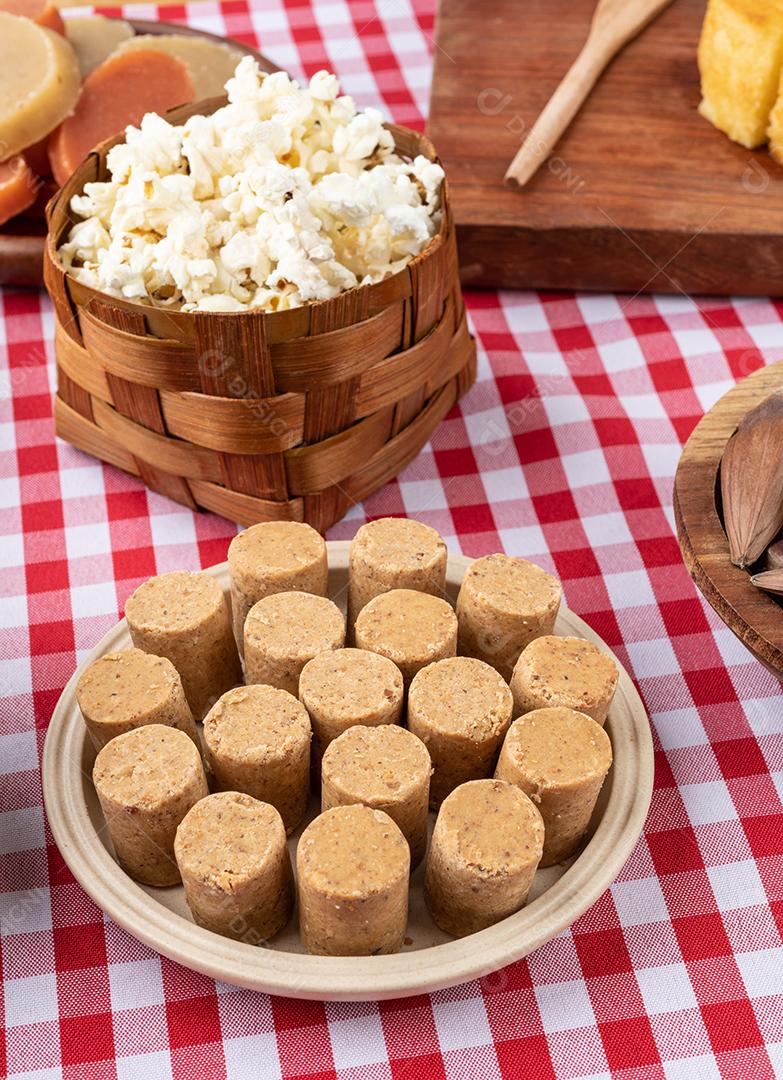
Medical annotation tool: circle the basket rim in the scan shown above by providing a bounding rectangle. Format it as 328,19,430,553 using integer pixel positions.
45,94,449,325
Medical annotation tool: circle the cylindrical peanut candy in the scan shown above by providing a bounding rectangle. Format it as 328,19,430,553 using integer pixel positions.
408,656,513,809
175,791,294,943
321,724,431,868
297,804,410,955
354,589,457,687
124,570,241,719
510,635,618,726
76,648,197,751
244,591,345,696
93,724,208,886
347,517,448,631
495,707,612,866
424,779,544,937
456,554,561,681
228,521,328,649
299,647,404,770
203,684,311,834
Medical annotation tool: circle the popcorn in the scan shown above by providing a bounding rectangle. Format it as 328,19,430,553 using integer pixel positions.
309,70,340,102
59,57,444,313
332,109,390,162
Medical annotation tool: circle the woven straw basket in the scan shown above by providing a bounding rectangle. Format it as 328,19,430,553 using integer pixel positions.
44,97,476,532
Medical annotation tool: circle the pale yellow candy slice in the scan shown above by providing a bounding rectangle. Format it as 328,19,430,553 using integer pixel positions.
65,15,134,78
0,12,81,159
115,34,243,100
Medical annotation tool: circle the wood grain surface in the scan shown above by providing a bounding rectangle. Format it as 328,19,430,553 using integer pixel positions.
675,362,783,679
427,0,783,295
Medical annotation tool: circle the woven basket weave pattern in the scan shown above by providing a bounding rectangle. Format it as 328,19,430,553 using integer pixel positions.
44,102,476,532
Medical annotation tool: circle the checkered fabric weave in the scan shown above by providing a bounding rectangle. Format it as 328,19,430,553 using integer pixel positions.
2,0,783,1076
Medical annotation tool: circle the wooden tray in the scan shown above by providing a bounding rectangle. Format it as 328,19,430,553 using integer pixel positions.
0,20,276,289
675,362,783,678
427,0,783,296
42,543,653,1000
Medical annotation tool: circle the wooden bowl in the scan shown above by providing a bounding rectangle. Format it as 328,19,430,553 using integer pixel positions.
41,543,654,1001
674,360,783,677
0,20,277,289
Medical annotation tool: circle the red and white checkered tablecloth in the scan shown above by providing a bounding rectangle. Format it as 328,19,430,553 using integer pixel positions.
3,0,783,1076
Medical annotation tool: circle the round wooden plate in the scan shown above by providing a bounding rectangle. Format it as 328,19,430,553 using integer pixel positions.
0,20,277,289
42,543,653,1000
675,360,783,678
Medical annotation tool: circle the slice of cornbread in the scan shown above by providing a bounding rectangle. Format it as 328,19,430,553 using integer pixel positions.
769,72,783,162
698,0,783,148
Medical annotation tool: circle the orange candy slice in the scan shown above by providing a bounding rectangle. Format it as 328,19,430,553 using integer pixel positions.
0,155,39,227
48,48,195,187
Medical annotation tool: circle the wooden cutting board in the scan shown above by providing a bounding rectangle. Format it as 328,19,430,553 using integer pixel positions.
427,0,783,296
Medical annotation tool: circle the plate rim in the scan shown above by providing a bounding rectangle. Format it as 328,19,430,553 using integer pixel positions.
42,541,654,1000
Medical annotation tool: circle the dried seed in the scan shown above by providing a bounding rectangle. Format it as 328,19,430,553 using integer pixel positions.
750,568,783,596
765,537,783,571
721,391,783,568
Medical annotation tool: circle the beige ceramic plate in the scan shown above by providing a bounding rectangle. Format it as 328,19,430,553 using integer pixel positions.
42,543,653,1000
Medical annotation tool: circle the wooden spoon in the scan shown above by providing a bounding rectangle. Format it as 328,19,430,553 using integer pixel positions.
504,0,676,189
